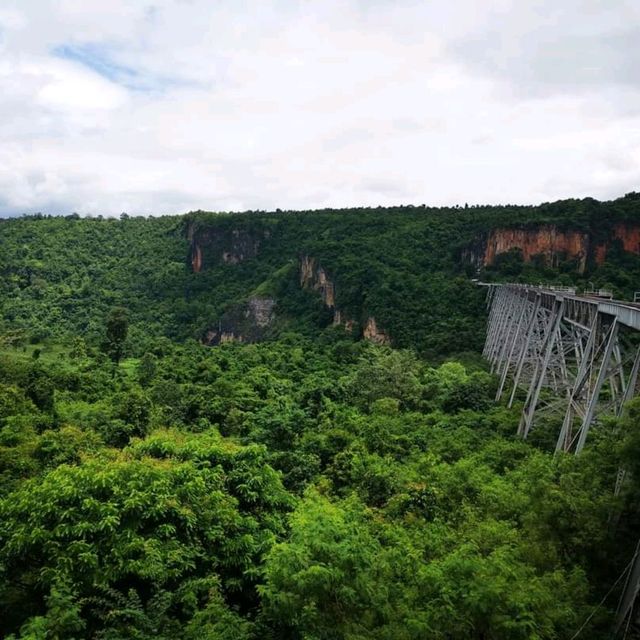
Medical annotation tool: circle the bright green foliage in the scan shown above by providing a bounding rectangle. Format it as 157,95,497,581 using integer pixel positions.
1,199,640,638
0,331,630,639
0,431,290,637
261,489,589,640
261,491,385,638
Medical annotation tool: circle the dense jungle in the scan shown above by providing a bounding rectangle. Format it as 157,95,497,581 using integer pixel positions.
2,192,640,639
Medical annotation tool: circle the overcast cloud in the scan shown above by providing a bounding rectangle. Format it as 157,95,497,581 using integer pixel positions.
0,0,638,216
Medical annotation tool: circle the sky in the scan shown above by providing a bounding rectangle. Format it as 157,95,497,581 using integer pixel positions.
0,0,638,217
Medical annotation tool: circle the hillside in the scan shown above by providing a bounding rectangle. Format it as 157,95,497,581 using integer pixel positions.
1,195,640,638
3,192,640,357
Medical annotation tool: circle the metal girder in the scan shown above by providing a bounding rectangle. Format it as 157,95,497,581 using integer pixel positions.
519,299,564,438
481,283,640,636
575,319,619,453
616,542,640,635
482,284,640,453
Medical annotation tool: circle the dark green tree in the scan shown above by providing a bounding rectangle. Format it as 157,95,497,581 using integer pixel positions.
104,307,129,363
137,352,158,387
25,368,54,413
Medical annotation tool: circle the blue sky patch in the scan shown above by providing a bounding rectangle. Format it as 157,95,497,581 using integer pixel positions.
53,42,184,93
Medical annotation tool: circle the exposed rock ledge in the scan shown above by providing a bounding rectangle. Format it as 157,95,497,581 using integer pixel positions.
299,255,390,344
461,223,640,274
203,296,275,345
363,316,391,345
300,255,336,308
188,223,269,273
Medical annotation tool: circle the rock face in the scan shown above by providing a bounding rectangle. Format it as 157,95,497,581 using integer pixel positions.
299,255,345,329
191,243,203,272
299,256,335,308
611,223,640,256
363,317,391,345
203,296,276,345
187,223,268,273
248,297,275,328
462,223,640,274
188,225,393,345
299,255,388,343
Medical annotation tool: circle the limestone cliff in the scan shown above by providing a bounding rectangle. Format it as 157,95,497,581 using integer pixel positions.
462,223,640,273
363,317,391,345
187,222,392,344
299,255,388,343
299,255,349,331
610,223,640,257
188,223,270,272
203,296,276,345
191,243,203,272
299,256,336,309
331,310,354,332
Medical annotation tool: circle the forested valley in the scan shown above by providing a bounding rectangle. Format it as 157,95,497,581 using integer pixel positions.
2,194,640,639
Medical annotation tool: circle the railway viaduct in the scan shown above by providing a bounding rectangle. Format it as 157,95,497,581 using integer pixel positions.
483,283,640,632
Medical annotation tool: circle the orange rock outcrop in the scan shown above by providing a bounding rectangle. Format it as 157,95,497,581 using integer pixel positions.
484,227,589,272
613,223,640,255
191,244,203,272
465,223,640,273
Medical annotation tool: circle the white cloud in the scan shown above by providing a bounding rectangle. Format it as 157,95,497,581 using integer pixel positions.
0,7,26,31
35,58,128,112
0,0,638,216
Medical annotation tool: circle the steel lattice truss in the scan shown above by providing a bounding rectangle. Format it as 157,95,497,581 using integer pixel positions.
483,284,640,454
484,283,640,634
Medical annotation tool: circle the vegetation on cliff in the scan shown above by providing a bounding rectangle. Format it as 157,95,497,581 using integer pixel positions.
3,193,640,360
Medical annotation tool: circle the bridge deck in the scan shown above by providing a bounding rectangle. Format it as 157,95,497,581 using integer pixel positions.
480,283,640,331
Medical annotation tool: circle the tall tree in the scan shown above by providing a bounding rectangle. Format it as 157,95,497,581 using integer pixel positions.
104,307,129,363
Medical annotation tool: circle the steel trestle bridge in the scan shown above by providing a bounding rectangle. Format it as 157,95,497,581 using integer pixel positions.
483,283,640,454
483,282,640,632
